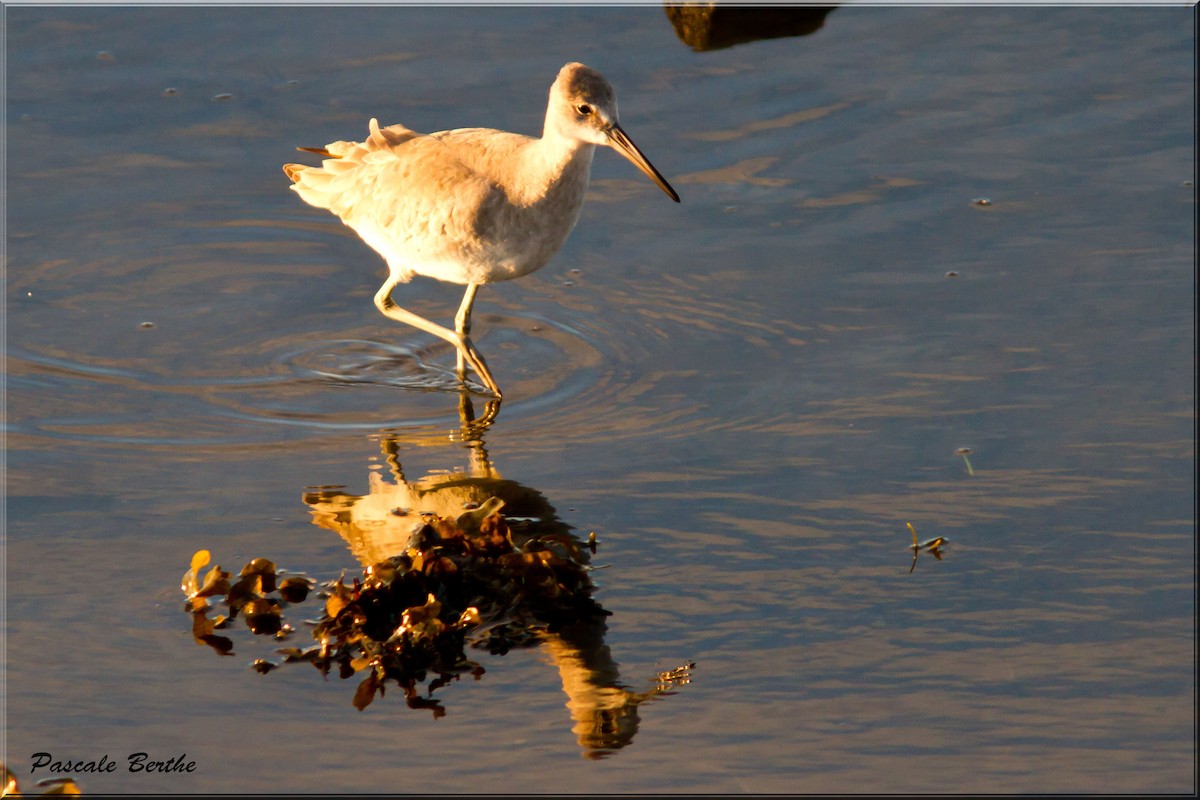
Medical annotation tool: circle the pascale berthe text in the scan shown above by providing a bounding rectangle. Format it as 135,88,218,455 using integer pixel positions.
29,752,197,774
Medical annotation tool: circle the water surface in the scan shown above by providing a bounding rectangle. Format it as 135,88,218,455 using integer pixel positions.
4,4,1194,794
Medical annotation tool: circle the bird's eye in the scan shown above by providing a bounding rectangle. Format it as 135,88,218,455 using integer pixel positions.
576,103,593,116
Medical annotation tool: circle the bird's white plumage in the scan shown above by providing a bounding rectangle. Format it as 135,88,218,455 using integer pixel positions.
284,62,679,396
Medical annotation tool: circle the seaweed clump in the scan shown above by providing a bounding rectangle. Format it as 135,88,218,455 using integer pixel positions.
182,502,607,715
0,763,81,795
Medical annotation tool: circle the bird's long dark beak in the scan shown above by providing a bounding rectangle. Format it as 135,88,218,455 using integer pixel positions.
607,124,681,203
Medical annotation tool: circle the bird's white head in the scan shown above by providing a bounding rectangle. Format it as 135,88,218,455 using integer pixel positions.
547,62,620,146
546,62,680,202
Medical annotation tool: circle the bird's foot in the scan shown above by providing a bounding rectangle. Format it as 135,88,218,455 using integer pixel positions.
456,335,502,398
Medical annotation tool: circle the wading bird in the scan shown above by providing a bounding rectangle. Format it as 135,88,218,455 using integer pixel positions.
284,62,680,397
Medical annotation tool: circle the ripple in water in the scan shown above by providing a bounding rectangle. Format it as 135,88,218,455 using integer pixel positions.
6,307,613,445
10,247,798,446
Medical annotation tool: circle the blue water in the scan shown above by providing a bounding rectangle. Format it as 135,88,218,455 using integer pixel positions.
4,4,1194,793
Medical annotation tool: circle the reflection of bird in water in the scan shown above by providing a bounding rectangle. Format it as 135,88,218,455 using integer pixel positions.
284,62,680,397
542,621,692,759
304,397,533,565
302,394,689,756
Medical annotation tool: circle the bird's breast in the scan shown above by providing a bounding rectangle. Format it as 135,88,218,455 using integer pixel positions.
471,173,590,281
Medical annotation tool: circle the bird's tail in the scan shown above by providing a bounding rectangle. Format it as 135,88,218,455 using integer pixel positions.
283,146,338,183
283,119,421,211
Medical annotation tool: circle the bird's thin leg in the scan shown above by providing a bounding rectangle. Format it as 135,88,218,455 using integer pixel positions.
374,275,458,343
373,276,501,397
454,282,479,380
452,282,501,396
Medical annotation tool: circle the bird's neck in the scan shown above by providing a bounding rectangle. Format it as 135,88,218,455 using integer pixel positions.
521,131,595,207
